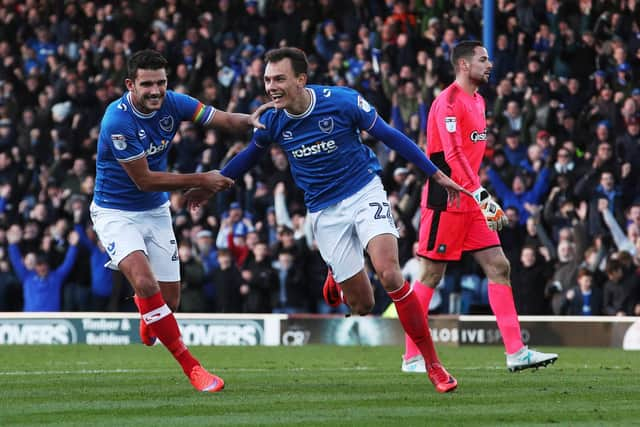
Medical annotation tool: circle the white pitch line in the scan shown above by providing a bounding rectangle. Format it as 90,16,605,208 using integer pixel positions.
0,365,627,376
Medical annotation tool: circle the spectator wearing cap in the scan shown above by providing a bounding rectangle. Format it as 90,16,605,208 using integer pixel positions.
613,63,634,96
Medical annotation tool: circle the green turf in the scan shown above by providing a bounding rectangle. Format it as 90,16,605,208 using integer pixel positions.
0,345,638,426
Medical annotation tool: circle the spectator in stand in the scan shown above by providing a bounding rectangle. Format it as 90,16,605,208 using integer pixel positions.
177,241,207,313
603,258,639,316
511,245,553,315
487,166,551,226
561,268,604,316
211,248,244,313
6,224,79,312
241,240,278,313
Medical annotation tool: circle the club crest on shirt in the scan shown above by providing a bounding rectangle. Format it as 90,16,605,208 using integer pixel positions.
138,129,146,139
357,96,371,112
159,115,174,132
111,134,127,150
445,117,457,133
318,117,334,134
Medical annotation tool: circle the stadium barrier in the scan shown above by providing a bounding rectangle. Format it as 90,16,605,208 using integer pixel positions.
0,313,638,349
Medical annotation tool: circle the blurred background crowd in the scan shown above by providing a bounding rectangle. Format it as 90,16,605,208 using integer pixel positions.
0,0,638,316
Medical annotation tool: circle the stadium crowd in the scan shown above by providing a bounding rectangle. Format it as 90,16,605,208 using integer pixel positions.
0,0,638,316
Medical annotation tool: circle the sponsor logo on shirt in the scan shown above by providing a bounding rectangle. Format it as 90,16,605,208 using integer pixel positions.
111,134,127,150
318,117,334,134
445,117,456,133
357,96,372,112
146,139,170,156
470,128,488,142
291,140,337,158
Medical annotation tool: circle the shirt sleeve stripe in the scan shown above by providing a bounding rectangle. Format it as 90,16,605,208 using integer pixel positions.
365,113,379,131
117,152,146,162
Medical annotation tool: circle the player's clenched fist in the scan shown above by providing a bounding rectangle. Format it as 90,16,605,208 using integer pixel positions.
472,186,508,231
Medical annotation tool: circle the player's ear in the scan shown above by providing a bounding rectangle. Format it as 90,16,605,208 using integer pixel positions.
297,73,308,87
125,78,135,91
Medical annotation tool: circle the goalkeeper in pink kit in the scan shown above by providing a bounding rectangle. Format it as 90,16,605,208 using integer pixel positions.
401,40,558,373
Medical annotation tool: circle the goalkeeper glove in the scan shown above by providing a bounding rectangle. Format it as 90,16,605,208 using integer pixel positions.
472,187,508,231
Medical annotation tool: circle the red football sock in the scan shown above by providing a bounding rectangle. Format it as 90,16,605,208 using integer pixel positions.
404,282,434,361
488,282,524,354
388,281,439,368
137,291,199,375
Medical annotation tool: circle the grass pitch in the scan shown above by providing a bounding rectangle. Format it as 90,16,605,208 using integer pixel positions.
0,345,638,426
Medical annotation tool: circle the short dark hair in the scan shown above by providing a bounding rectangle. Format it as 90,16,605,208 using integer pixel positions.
451,40,484,70
127,49,169,80
265,47,308,76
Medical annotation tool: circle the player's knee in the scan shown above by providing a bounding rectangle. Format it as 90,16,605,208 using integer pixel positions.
131,275,160,298
376,267,403,291
488,258,511,283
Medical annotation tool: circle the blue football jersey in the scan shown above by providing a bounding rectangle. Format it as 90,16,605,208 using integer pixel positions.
254,85,381,212
94,91,215,210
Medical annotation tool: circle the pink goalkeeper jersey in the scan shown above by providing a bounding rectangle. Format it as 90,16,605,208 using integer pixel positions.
422,82,487,212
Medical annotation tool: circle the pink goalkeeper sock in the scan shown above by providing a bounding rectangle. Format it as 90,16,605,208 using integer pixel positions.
488,282,524,354
404,282,434,361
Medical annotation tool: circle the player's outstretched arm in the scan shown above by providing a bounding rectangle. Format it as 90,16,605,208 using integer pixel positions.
367,117,472,207
185,139,269,211
209,101,274,132
120,156,234,193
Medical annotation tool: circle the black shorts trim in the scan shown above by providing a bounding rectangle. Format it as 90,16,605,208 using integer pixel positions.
426,210,441,251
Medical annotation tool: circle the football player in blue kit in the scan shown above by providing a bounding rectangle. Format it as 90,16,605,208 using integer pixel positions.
91,49,269,393
188,47,468,393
